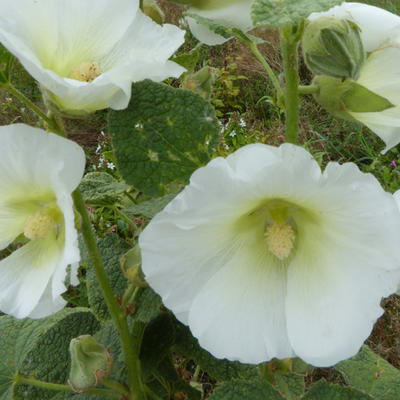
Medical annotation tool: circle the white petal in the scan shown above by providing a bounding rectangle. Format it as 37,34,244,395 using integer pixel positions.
0,235,63,318
0,0,185,112
358,47,400,104
349,107,400,154
186,0,253,45
286,161,400,366
0,125,84,248
308,2,400,51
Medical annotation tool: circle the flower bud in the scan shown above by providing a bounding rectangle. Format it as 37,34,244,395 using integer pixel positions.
143,0,165,25
302,17,365,79
68,335,112,393
183,66,215,101
120,245,148,287
312,75,394,120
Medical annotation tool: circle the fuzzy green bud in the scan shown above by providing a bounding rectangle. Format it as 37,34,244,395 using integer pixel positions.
183,66,215,100
312,75,394,120
143,0,165,25
302,17,365,80
68,335,112,393
120,245,148,287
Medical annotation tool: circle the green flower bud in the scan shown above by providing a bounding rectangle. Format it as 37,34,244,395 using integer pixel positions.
120,245,148,287
183,66,215,100
302,17,365,80
143,0,165,25
68,335,112,393
312,75,394,121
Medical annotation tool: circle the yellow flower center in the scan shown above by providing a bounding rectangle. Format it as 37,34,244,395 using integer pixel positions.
24,210,56,240
264,220,295,260
69,61,102,82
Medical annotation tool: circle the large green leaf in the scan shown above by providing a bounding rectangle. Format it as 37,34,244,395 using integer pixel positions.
174,322,259,381
275,371,304,399
302,379,372,399
208,379,283,400
79,172,129,205
126,194,176,219
131,287,162,324
85,233,131,321
251,0,343,27
335,346,400,400
109,80,219,197
0,308,99,400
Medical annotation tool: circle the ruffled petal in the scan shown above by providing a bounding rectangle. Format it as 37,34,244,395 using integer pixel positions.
0,234,63,318
308,2,400,51
286,162,400,366
186,0,253,46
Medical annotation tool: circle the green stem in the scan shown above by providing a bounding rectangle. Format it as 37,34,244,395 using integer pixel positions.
73,189,146,400
15,375,121,399
248,41,284,104
4,84,59,132
102,379,130,396
193,365,201,382
298,85,319,95
280,24,302,144
139,0,144,11
114,206,139,230
122,286,140,309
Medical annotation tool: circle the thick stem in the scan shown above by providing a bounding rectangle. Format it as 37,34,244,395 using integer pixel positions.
73,189,146,400
280,25,302,144
248,41,284,104
15,375,121,399
298,85,319,95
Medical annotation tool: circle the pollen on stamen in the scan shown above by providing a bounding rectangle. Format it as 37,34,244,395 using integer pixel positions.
24,210,55,240
264,221,295,260
69,61,102,82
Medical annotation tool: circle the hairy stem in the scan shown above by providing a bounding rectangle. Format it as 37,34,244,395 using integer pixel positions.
15,375,121,399
73,189,146,400
280,24,303,144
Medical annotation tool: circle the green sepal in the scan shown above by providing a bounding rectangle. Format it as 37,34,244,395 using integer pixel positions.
183,66,215,100
143,0,165,25
120,245,148,287
312,75,394,120
302,17,365,79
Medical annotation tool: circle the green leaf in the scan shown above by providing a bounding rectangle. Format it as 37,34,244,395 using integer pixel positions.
174,322,260,381
141,313,176,378
0,44,13,85
131,287,162,324
85,233,131,321
79,172,130,205
126,193,176,218
0,308,100,400
172,44,202,73
302,379,372,400
275,371,305,399
208,379,283,400
335,345,400,400
109,80,219,197
251,0,343,27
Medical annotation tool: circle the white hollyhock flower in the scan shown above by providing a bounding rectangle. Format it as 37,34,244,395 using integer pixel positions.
0,0,186,115
309,3,400,153
186,0,253,45
0,124,85,319
139,143,400,367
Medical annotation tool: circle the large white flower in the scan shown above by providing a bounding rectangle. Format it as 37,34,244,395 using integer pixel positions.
0,124,85,319
309,3,400,153
139,143,400,367
186,0,253,46
0,0,186,115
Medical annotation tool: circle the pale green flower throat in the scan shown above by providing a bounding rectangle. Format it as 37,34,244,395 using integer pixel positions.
69,62,102,82
24,207,62,240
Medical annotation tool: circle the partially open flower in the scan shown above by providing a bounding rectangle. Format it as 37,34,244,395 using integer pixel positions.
308,3,400,153
0,124,85,319
0,0,185,116
139,143,400,367
186,0,253,45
